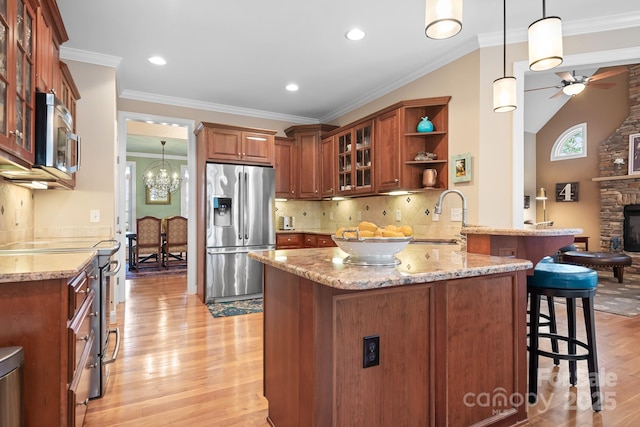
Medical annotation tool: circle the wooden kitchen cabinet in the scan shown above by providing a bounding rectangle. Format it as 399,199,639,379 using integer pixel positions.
35,0,67,95
0,0,36,165
0,257,96,427
59,61,80,132
336,120,374,196
274,136,296,198
320,135,335,197
195,122,277,166
276,233,303,249
284,124,338,200
375,109,402,192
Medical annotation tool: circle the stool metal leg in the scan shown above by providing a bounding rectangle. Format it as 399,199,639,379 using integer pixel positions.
583,295,602,412
567,297,578,386
546,296,560,365
528,293,541,404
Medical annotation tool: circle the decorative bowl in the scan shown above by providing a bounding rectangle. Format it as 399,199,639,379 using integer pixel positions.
331,233,412,266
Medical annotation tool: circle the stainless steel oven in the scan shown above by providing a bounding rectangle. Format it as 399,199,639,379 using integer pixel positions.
88,242,121,399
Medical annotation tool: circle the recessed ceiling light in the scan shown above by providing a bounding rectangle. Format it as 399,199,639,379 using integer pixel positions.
148,56,166,65
346,28,366,41
285,83,299,92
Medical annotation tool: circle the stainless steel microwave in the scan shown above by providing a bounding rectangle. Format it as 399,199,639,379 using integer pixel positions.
34,92,80,179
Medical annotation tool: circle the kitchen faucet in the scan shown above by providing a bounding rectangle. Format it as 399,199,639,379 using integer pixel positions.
435,189,467,227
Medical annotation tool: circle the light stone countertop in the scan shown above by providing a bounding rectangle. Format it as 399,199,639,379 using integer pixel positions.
249,244,532,290
0,251,96,283
462,226,583,236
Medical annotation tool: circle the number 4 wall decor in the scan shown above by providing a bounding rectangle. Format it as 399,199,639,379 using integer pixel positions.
555,182,579,202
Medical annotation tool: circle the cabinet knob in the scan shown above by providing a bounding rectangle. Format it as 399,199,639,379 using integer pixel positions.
394,178,399,182
78,398,89,407
78,334,90,342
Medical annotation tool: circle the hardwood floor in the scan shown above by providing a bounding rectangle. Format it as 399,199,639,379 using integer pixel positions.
84,274,269,426
85,274,640,426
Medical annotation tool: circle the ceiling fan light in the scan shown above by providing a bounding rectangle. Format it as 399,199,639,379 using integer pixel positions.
493,76,517,113
528,16,563,71
425,0,462,40
562,82,586,96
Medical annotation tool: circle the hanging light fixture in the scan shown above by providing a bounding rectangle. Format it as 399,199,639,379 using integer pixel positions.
143,140,182,199
424,0,462,40
528,0,563,71
493,0,516,112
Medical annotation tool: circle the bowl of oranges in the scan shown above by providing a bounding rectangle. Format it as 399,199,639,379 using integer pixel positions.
331,221,413,266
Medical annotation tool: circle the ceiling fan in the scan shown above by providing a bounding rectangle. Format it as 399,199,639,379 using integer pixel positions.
526,66,628,99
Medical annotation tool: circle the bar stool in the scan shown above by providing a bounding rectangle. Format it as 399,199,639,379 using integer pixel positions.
527,258,601,412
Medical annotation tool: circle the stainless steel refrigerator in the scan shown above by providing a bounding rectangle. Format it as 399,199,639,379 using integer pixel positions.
205,163,275,302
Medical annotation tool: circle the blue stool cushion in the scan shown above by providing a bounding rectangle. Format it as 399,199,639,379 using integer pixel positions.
528,260,598,290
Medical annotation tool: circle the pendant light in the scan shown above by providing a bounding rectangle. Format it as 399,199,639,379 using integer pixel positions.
528,0,563,71
143,140,182,199
493,0,516,113
424,0,462,40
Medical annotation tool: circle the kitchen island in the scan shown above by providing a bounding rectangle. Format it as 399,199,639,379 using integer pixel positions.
249,244,533,427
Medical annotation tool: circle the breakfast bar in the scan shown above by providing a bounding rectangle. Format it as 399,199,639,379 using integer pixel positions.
250,244,533,427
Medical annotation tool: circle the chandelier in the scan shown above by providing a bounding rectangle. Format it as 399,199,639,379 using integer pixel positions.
143,140,182,199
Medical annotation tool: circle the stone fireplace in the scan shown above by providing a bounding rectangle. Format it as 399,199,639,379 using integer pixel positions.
598,64,640,273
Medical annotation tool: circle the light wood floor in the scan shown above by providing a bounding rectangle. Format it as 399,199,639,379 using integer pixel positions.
84,274,640,426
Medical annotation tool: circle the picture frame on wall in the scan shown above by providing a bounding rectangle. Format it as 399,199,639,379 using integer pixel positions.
451,153,472,183
146,188,171,205
628,133,640,175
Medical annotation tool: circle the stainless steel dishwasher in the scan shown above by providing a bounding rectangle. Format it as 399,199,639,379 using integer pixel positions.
0,347,23,427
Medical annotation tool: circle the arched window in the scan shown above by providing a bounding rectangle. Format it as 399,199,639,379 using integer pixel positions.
550,123,587,161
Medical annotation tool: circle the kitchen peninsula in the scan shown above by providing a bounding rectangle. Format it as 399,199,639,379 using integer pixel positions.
250,244,533,427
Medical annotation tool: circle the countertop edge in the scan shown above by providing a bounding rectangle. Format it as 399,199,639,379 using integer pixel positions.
461,227,583,236
250,247,532,291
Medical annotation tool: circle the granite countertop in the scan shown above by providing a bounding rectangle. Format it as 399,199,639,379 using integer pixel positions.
249,245,532,291
0,251,96,284
462,226,583,236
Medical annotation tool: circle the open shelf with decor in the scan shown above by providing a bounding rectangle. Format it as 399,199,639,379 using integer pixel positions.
401,97,450,190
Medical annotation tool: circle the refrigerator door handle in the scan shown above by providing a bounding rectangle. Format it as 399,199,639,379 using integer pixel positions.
244,172,249,240
238,171,243,240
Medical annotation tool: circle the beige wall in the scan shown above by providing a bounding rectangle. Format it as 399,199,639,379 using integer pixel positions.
33,61,117,239
536,68,629,240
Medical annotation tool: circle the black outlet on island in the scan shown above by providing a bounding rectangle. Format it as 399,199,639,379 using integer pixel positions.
363,335,380,368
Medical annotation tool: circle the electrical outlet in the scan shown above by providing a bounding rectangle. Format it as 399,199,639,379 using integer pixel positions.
329,211,334,221
90,210,101,223
357,211,362,220
451,208,462,222
363,335,380,368
395,209,401,222
432,212,440,222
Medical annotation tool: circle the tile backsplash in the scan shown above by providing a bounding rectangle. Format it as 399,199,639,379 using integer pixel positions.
275,192,463,238
0,181,34,244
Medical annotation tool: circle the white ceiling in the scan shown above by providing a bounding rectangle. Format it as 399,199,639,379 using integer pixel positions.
56,0,640,145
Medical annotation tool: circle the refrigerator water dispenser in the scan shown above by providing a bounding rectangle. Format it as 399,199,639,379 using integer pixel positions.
213,197,232,227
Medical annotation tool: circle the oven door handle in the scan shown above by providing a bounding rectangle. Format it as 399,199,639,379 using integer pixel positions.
105,259,121,276
103,327,120,365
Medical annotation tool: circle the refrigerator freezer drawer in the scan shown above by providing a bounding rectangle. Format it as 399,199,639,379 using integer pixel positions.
205,250,266,303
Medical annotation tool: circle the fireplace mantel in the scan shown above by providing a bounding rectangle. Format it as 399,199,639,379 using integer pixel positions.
592,175,640,182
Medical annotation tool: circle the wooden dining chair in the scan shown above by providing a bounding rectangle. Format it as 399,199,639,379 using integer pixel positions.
133,216,162,270
163,216,188,268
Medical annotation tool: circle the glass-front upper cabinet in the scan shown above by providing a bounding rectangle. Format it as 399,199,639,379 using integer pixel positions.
336,120,373,196
0,0,35,162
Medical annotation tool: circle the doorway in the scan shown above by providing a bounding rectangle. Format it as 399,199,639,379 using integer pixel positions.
116,111,197,305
